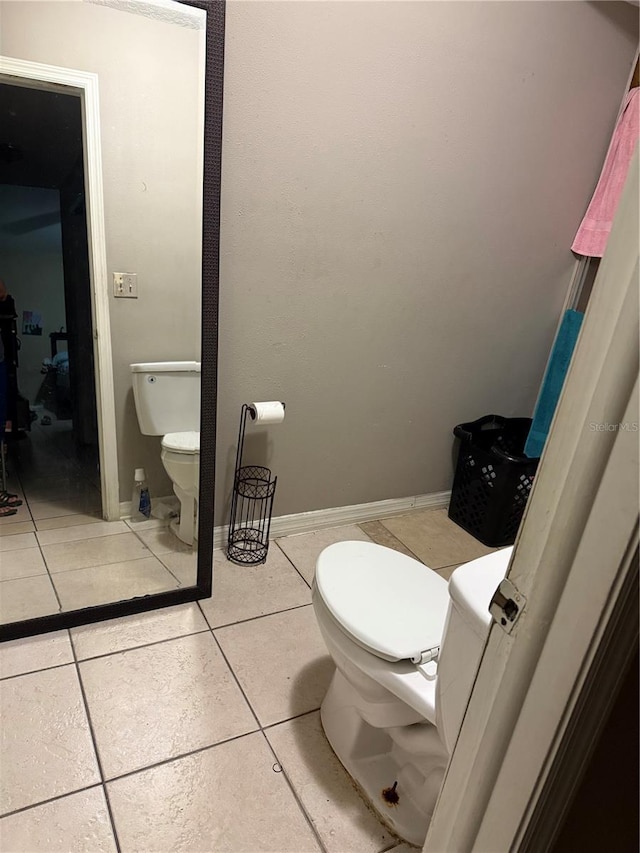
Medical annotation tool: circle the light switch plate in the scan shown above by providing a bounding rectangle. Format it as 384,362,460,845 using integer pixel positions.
113,272,138,298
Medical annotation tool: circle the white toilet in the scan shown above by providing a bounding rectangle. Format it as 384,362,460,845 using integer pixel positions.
312,541,513,846
130,361,201,545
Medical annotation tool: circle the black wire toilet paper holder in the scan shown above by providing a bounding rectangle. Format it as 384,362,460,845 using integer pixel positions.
227,402,285,565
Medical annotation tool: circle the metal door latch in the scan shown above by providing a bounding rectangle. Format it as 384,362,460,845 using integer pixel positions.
489,578,526,633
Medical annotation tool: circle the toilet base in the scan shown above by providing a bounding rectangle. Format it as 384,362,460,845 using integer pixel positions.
320,668,447,847
171,484,198,546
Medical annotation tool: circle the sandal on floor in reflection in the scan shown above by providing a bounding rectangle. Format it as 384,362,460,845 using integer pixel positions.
0,491,22,507
0,504,18,517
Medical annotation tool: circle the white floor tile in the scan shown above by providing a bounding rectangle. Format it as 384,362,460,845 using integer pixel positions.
134,527,193,557
29,497,102,521
0,505,32,528
35,512,103,531
0,787,117,852
158,549,198,586
267,712,395,853
0,666,100,814
71,602,208,660
52,557,178,611
0,575,60,624
42,532,151,573
0,532,38,553
79,633,257,779
276,524,372,584
215,605,334,726
0,510,468,849
0,520,35,537
0,631,73,680
199,547,311,628
36,520,129,547
0,546,47,582
107,732,321,852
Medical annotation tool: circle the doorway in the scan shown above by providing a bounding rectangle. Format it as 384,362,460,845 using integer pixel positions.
1,82,100,518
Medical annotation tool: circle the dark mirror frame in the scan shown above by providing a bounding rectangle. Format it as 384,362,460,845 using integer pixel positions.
0,0,224,643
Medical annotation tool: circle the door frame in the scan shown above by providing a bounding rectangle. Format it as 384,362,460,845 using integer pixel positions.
0,55,119,520
425,149,639,851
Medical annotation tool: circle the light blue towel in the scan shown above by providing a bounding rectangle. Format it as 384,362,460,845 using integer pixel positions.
524,309,584,459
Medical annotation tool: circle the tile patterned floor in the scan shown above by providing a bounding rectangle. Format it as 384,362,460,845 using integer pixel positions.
0,511,190,622
0,509,492,851
0,416,193,623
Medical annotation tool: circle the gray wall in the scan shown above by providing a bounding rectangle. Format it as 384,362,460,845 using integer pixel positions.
215,0,638,524
1,0,204,503
2,1,638,524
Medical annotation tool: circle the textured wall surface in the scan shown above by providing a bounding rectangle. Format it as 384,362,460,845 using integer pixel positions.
2,0,637,525
216,0,638,523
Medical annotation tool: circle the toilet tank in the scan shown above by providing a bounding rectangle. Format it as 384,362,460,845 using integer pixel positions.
130,361,201,436
435,547,513,753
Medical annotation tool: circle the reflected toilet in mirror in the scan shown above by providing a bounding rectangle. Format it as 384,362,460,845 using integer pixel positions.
130,361,201,547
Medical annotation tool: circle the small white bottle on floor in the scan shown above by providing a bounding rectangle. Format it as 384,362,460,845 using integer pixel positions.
131,468,151,521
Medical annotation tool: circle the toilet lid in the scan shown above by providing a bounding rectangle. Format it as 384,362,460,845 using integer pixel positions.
315,541,450,662
161,431,200,454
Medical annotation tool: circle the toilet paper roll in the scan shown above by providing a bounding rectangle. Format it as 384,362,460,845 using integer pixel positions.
248,401,286,424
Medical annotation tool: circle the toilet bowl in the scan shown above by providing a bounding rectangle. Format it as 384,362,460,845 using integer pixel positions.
312,540,512,846
161,431,200,545
130,362,201,546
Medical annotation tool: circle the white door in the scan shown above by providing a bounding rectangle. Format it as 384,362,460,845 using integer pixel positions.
425,149,639,852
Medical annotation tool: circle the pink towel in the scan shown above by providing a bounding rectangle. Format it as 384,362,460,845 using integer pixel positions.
572,87,639,258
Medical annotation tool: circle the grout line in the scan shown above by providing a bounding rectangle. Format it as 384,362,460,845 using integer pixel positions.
259,730,329,853
208,600,312,633
273,540,313,589
0,569,50,583
1,514,480,844
102,726,261,786
37,531,64,613
0,659,76,683
100,780,123,851
157,561,186,587
34,514,103,532
358,521,424,564
1,597,313,677
261,707,321,731
200,602,329,853
68,630,122,853
42,551,157,578
0,517,35,534
200,603,263,730
0,782,105,821
72,628,212,664
63,599,315,665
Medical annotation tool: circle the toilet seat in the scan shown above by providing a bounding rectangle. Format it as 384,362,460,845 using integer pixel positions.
161,431,200,454
315,541,450,663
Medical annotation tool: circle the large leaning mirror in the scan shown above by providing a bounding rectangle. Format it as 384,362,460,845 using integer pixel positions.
0,0,222,641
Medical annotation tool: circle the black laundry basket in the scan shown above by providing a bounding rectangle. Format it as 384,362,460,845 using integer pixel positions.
448,415,540,547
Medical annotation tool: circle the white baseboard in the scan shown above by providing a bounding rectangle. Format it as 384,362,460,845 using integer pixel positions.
121,489,451,550
212,490,451,550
